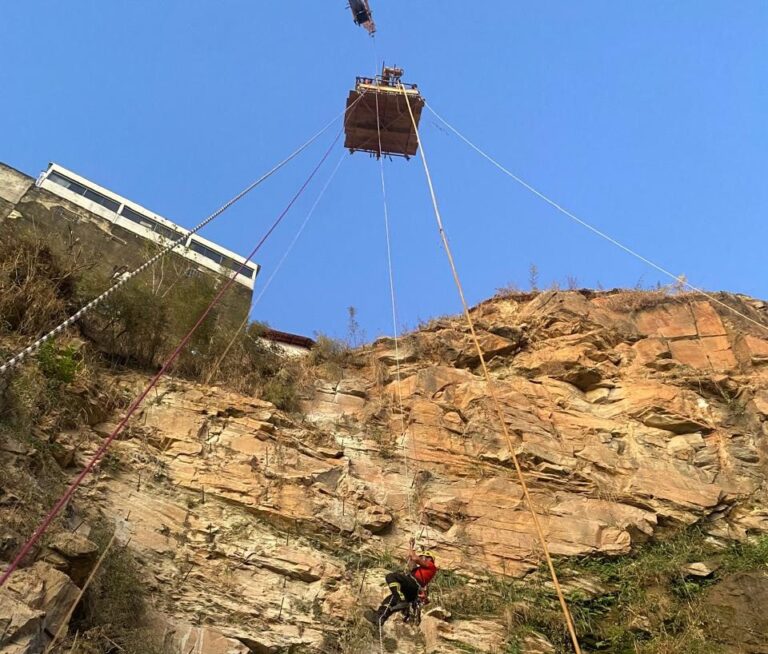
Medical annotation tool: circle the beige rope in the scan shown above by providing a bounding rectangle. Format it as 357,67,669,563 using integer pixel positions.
44,531,118,654
204,313,250,386
400,85,583,654
203,153,347,387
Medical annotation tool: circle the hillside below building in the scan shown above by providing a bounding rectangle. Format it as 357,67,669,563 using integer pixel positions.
2,285,768,653
0,161,256,331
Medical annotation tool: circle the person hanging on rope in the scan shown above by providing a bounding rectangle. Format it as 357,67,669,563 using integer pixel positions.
369,537,438,626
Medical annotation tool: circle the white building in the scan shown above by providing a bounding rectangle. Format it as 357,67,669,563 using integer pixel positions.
37,163,259,290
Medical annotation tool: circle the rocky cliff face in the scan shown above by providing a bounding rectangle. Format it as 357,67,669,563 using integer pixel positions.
3,289,768,653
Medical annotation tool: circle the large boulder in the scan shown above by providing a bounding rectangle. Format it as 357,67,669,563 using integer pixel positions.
0,562,79,653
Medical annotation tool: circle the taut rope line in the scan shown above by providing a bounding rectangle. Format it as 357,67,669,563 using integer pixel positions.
43,531,118,654
204,152,347,385
401,87,583,654
426,102,768,336
372,52,415,532
0,129,343,588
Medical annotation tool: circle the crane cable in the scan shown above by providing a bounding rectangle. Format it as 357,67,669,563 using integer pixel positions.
400,87,583,654
370,41,399,654
371,50,416,533
0,98,364,378
0,128,344,589
425,102,768,336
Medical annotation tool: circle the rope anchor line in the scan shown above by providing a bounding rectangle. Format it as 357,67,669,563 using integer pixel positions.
203,152,348,386
372,51,417,536
401,86,583,654
425,101,768,338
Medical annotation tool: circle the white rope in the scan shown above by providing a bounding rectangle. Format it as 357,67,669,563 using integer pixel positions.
239,153,347,360
369,44,394,654
425,102,768,335
0,102,361,377
252,153,347,306
371,44,416,534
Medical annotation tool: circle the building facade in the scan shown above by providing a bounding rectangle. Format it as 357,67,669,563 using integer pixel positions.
37,163,258,291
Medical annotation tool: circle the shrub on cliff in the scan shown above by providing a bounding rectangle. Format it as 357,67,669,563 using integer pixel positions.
0,232,300,398
72,527,165,654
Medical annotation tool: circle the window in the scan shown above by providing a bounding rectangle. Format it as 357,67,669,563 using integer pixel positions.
220,256,255,279
154,222,180,241
120,206,181,242
48,171,88,196
189,240,255,278
120,205,155,229
189,240,224,265
83,188,120,212
47,171,119,212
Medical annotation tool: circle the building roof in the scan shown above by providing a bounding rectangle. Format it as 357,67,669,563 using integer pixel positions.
262,329,315,350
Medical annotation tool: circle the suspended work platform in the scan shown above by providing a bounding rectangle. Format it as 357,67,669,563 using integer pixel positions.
344,66,425,159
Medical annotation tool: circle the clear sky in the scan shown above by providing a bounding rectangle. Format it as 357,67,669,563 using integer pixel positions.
2,2,766,341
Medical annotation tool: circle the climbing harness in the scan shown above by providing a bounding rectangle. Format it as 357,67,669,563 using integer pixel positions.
400,85,584,654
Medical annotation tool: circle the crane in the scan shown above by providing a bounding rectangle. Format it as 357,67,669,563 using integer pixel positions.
349,0,376,35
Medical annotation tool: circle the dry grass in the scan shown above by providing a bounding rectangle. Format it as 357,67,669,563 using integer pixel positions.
0,232,307,410
0,233,84,336
64,526,166,654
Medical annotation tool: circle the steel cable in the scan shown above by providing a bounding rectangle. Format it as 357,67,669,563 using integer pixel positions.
0,99,364,377
0,128,343,588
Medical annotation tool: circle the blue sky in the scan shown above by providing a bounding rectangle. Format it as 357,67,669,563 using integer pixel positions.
1,2,766,341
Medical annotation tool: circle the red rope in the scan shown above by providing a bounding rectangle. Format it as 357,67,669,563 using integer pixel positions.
0,130,342,587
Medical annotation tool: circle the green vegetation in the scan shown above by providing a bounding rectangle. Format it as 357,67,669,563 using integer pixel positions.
37,341,81,383
425,529,768,653
0,231,306,410
559,528,768,652
0,325,123,573
0,232,317,647
431,570,521,617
